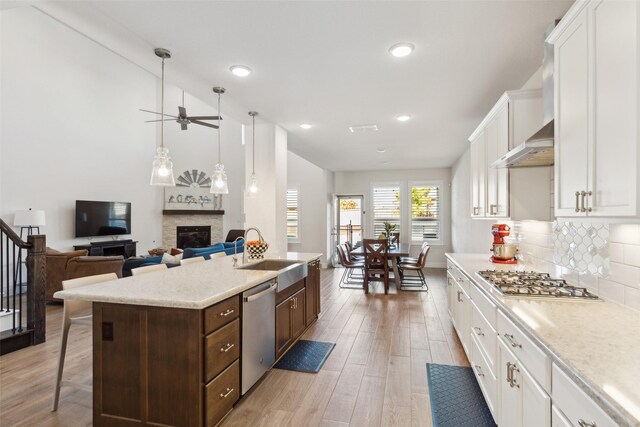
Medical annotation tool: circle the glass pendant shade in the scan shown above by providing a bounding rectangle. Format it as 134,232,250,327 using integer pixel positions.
248,173,258,193
210,162,229,194
150,147,175,186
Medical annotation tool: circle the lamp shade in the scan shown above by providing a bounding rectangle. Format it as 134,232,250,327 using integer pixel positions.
14,209,46,226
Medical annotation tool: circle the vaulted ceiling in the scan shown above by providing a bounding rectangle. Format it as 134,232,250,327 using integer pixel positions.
25,1,573,171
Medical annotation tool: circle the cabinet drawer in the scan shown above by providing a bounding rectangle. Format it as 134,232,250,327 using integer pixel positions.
205,318,240,382
471,300,497,372
470,333,498,420
468,279,497,328
497,310,550,392
205,296,240,334
552,404,572,427
552,363,617,427
205,359,240,427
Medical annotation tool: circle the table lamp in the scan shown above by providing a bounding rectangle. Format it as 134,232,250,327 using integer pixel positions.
14,209,46,239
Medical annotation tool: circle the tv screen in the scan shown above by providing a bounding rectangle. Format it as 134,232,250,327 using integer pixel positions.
75,200,132,238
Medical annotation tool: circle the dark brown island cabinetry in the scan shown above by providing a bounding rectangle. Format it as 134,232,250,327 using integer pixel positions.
93,295,240,426
275,258,321,359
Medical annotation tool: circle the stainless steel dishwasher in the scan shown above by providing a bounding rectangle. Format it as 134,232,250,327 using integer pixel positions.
241,278,277,395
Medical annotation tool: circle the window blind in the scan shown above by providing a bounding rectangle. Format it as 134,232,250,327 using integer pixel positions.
411,185,440,241
373,186,401,237
287,189,299,240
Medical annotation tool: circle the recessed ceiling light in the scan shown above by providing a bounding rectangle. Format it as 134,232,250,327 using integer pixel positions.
229,65,252,77
349,124,378,133
396,114,411,122
382,161,390,164
300,123,312,129
376,147,387,153
389,42,415,58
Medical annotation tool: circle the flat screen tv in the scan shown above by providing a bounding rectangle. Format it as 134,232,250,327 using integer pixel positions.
75,200,132,238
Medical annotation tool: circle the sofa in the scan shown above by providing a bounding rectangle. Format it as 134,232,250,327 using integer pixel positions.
121,240,245,277
46,248,124,302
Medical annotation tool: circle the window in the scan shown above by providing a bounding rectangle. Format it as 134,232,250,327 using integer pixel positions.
287,188,299,241
410,183,440,242
372,185,401,238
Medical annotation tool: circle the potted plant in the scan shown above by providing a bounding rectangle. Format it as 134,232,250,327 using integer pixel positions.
382,221,397,246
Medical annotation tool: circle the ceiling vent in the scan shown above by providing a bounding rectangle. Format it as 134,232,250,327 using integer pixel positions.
348,124,378,133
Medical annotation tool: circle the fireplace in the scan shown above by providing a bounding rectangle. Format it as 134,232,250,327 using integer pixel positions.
176,226,211,249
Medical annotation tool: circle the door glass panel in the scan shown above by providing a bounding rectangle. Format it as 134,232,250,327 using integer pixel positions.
337,196,363,248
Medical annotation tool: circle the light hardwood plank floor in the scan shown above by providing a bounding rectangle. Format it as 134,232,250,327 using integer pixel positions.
0,267,467,426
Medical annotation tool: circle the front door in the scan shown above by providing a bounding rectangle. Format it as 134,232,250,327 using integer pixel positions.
332,195,364,266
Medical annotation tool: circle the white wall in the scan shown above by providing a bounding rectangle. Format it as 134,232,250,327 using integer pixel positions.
287,151,334,264
0,7,245,251
334,168,452,268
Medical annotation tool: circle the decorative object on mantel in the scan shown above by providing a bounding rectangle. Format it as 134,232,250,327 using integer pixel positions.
148,48,175,187
248,111,259,194
210,87,229,194
165,169,222,210
14,208,46,239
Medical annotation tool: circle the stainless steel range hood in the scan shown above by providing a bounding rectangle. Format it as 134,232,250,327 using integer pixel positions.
492,120,554,168
493,21,558,169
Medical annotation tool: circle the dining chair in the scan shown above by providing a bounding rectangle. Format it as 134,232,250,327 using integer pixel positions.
344,241,365,261
390,232,400,246
52,272,119,411
180,256,206,265
336,244,364,289
209,252,226,259
363,238,389,295
131,263,168,276
398,243,430,291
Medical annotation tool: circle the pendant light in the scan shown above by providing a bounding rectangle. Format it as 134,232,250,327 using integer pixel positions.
211,87,229,194
248,111,259,193
150,48,176,186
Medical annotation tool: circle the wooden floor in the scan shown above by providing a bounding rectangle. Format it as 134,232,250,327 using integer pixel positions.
0,267,467,426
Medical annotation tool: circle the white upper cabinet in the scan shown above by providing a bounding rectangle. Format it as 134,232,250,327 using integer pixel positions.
469,90,552,220
550,0,639,217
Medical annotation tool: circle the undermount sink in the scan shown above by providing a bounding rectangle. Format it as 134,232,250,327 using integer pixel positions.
237,259,308,292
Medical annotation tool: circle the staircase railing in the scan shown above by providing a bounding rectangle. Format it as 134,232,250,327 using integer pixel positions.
0,219,46,355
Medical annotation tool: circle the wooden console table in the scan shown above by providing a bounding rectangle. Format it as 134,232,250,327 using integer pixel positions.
74,240,137,259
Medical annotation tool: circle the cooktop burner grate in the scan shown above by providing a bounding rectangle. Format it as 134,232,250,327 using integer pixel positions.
477,270,599,300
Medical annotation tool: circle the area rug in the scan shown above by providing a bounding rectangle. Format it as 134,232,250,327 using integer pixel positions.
274,340,335,373
426,363,497,427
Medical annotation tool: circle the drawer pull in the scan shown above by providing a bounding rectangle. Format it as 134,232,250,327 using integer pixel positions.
220,343,235,353
506,362,520,388
575,191,581,213
219,387,234,399
578,420,596,427
457,291,463,302
473,327,484,336
475,365,484,377
504,333,522,348
220,309,235,317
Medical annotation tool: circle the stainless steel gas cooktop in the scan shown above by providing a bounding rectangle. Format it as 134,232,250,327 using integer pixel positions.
477,270,599,300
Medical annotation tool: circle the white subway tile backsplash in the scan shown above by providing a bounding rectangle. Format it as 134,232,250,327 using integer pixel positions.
609,243,624,263
610,224,640,245
623,244,640,267
624,287,640,311
609,262,640,288
597,278,625,304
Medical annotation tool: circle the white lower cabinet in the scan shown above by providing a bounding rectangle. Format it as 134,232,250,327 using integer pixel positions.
452,279,471,354
552,404,573,427
498,337,551,427
551,363,617,427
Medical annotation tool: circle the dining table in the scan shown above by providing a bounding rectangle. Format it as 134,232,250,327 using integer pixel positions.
352,242,411,290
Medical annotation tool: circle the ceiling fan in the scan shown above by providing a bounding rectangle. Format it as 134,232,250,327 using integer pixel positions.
141,91,222,130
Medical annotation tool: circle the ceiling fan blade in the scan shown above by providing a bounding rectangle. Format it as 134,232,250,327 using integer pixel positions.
178,106,187,118
190,120,219,129
139,109,179,119
181,123,188,131
145,119,163,123
187,116,222,120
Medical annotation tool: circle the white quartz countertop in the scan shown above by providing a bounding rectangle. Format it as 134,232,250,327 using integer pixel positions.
54,252,322,310
446,253,640,427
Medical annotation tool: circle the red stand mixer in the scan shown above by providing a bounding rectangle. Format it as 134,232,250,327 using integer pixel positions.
491,224,518,264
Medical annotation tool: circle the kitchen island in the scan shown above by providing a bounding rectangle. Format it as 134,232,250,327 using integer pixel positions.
446,253,640,427
54,252,322,427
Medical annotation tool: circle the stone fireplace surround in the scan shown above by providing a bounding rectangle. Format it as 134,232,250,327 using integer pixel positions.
162,213,223,249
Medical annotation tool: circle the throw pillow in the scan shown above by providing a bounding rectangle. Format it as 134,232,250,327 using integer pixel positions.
170,248,184,256
161,252,183,265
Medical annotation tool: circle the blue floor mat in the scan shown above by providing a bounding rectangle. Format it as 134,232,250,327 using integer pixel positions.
274,340,335,373
427,363,497,427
